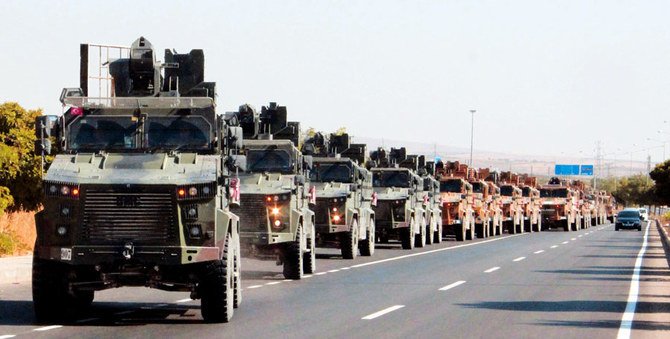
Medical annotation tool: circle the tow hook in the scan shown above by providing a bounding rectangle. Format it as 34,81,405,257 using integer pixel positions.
123,242,134,260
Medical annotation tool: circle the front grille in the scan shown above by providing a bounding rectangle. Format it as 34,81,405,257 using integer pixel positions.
234,194,268,231
374,200,393,222
81,186,177,245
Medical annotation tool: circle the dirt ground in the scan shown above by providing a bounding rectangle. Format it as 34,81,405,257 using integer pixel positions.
0,210,36,256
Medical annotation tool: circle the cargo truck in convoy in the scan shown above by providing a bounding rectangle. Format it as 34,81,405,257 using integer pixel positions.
369,147,426,249
302,132,376,259
231,103,316,280
33,37,243,323
499,172,525,234
436,161,475,241
418,158,443,244
519,175,542,232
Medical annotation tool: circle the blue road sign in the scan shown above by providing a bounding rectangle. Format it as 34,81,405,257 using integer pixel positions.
580,165,594,176
555,164,580,175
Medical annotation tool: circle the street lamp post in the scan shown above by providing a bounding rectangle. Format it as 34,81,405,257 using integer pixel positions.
469,109,476,172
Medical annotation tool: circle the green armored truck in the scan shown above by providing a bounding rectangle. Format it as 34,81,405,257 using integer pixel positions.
417,158,443,244
33,37,243,323
369,147,426,250
303,132,376,259
232,103,316,279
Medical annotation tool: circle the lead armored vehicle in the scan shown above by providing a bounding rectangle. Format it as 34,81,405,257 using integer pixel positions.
435,161,475,241
369,148,425,249
232,103,316,279
33,37,243,323
304,132,376,259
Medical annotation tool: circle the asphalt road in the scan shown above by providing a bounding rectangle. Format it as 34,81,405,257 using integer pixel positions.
1,222,668,338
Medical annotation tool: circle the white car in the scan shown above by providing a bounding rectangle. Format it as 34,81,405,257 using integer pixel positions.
638,208,649,221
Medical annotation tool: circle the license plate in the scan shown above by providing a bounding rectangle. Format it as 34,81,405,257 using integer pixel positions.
61,248,72,261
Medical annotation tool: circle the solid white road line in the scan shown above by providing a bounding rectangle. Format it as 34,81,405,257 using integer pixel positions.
328,269,340,273
315,272,327,276
341,267,351,270
550,245,558,248
0,335,16,339
439,280,466,291
266,281,281,286
283,279,293,282
617,221,651,339
351,233,526,269
247,285,263,289
513,257,526,262
303,274,313,278
534,250,545,254
33,325,62,332
176,298,192,303
484,267,500,273
362,305,405,320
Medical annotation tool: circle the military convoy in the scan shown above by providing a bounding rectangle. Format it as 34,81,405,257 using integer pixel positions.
33,37,618,324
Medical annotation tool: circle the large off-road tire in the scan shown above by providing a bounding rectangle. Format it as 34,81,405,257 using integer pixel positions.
425,220,434,245
415,217,426,248
200,232,234,323
434,220,443,244
233,237,242,309
341,219,359,260
283,225,305,280
33,258,91,323
401,224,415,250
466,220,475,240
475,223,485,239
524,218,532,233
563,220,570,232
533,218,542,232
359,219,375,256
455,224,465,242
304,223,316,274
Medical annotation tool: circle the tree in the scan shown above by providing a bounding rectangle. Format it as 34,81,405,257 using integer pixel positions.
650,160,670,206
611,174,654,206
0,102,43,213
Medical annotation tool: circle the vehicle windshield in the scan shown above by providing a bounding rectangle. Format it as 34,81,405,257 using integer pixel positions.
68,116,138,150
540,188,568,198
373,170,410,188
246,149,293,173
440,179,462,193
471,182,484,193
618,211,640,218
145,116,211,150
311,162,353,183
639,208,647,213
522,187,531,197
501,186,515,196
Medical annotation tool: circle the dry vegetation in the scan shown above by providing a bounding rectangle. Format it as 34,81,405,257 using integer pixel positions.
0,210,35,256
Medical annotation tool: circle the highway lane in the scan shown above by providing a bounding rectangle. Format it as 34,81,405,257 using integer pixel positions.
1,222,668,338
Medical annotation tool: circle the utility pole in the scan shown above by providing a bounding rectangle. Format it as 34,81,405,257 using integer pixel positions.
469,109,476,169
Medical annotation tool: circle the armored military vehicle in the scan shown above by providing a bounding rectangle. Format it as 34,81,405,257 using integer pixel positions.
435,161,475,241
499,172,525,234
478,168,503,237
369,147,426,249
539,177,580,231
417,158,443,244
231,103,316,279
519,175,542,232
303,132,376,259
33,37,243,323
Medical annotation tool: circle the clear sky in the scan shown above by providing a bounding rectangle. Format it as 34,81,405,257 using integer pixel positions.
1,0,669,164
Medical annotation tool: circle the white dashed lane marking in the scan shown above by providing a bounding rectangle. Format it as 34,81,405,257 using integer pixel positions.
33,325,62,332
562,241,569,244
513,257,526,262
362,305,405,320
0,335,16,339
551,245,559,248
534,250,545,254
484,267,500,273
439,280,466,291
571,238,577,241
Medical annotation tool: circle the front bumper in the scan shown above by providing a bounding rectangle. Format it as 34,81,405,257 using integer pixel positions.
34,245,220,265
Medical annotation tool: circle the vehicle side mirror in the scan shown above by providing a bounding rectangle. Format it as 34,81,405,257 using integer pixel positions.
229,155,247,172
34,115,57,155
227,126,244,150
461,194,466,199
302,156,313,171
